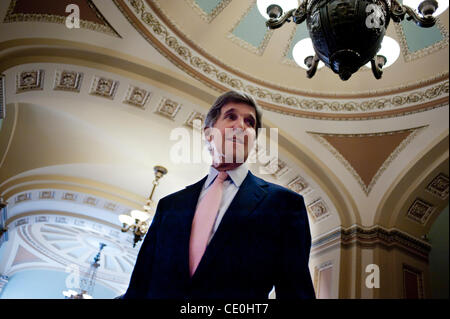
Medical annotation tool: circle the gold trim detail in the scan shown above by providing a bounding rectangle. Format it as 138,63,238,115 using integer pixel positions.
123,0,247,90
120,0,449,100
3,0,121,38
227,30,273,56
281,25,302,68
309,126,427,195
394,17,449,63
115,0,449,119
183,0,232,23
247,81,449,113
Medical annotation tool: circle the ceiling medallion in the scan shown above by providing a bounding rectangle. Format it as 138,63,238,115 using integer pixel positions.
260,0,447,80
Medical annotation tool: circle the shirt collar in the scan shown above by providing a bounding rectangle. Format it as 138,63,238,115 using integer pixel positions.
204,162,249,189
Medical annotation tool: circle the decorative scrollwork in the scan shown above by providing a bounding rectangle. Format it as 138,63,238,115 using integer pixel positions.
306,54,320,78
292,1,308,25
266,0,309,29
370,55,386,79
390,0,436,28
265,8,297,29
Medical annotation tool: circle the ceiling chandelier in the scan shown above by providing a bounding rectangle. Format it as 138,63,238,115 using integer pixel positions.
119,166,168,247
258,0,447,80
62,243,106,299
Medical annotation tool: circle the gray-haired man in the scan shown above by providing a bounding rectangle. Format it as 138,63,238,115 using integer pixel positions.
123,90,315,299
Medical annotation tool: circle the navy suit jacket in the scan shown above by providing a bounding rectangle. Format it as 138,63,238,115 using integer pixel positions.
122,171,316,299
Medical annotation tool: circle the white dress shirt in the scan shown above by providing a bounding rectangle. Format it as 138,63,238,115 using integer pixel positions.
196,162,249,244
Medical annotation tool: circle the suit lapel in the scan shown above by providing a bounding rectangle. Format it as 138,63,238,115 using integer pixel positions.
191,171,268,281
171,176,207,281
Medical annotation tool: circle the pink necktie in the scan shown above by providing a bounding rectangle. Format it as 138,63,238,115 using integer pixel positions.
189,171,228,277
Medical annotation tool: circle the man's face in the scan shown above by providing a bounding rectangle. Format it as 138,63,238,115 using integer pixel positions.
205,102,257,166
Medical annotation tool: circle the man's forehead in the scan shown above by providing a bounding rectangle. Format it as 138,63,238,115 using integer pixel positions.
221,102,256,116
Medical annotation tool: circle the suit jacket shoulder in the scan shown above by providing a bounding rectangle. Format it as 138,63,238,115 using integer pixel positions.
250,173,306,207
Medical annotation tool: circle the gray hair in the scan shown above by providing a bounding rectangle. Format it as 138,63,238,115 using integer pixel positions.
203,90,263,137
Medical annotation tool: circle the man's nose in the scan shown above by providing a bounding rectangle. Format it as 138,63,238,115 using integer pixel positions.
232,116,245,130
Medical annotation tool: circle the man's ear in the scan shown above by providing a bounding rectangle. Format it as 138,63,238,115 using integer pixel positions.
204,127,213,142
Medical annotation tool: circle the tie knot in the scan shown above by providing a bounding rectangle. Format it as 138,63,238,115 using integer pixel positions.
216,172,228,183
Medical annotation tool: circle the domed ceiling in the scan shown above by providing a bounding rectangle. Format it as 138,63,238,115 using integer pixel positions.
98,0,448,121
133,0,448,94
0,0,448,298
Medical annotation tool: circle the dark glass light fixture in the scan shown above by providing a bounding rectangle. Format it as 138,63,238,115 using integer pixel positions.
258,0,446,80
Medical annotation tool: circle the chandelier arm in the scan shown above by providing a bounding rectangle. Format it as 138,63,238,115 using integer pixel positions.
265,8,297,29
292,0,308,25
390,0,436,27
120,224,133,232
370,58,383,79
306,54,320,79
136,222,148,235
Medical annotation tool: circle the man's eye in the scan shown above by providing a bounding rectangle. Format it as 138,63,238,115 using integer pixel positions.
245,118,255,127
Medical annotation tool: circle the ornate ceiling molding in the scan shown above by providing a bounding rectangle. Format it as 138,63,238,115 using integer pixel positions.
113,0,449,120
3,0,121,38
226,0,273,56
142,0,449,98
183,0,232,23
425,173,449,200
394,17,449,63
8,213,136,289
5,188,133,219
308,126,427,195
0,173,144,209
311,225,431,261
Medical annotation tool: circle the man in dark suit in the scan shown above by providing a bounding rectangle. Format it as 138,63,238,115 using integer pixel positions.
122,90,315,299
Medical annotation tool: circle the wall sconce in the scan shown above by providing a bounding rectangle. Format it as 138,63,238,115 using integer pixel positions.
119,166,168,247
